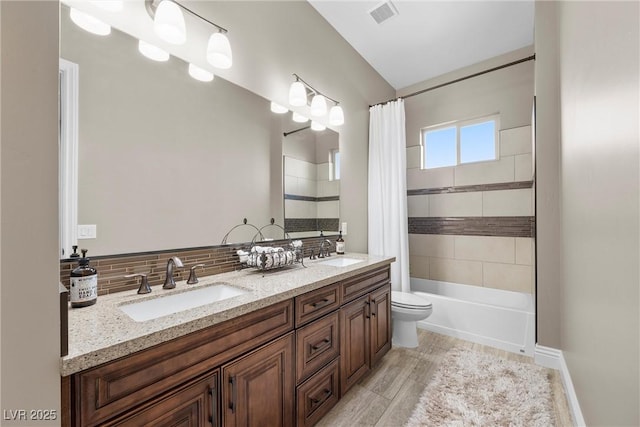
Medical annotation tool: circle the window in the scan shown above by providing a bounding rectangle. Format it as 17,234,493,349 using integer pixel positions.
422,115,498,169
330,150,340,181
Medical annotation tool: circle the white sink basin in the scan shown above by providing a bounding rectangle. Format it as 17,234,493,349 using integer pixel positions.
318,257,363,267
120,284,247,322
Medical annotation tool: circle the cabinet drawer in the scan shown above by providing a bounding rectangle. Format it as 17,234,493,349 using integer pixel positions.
295,283,340,327
340,266,390,304
73,300,293,427
296,311,340,384
296,358,340,427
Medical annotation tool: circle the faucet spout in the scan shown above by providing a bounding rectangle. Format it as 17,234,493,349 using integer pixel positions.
163,256,183,289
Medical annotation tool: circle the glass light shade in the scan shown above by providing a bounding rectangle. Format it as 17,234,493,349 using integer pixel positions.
310,94,327,117
206,33,233,69
138,40,169,62
311,121,326,131
92,0,123,12
270,102,288,114
289,81,307,107
188,64,214,82
69,8,111,36
329,105,345,126
154,0,186,45
292,112,308,123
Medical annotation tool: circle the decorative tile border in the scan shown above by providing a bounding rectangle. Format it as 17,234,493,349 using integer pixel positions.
408,216,535,238
284,218,340,233
407,180,533,196
284,194,340,202
60,235,338,296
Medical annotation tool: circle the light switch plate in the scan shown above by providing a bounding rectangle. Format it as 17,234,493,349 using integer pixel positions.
341,222,348,235
78,224,97,239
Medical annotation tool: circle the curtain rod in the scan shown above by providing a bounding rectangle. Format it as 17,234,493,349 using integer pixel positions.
283,126,310,137
370,54,536,108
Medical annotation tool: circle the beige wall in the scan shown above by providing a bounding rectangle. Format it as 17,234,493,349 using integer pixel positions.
1,1,61,424
403,49,535,294
555,1,639,425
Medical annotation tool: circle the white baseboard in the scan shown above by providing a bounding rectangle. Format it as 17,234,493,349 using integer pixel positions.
535,345,586,427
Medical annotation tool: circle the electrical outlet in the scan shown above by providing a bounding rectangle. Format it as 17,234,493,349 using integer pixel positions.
341,222,347,235
78,224,97,239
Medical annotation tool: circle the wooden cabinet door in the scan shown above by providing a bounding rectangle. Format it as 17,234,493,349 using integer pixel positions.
105,371,218,427
370,284,391,366
222,333,294,427
339,295,370,395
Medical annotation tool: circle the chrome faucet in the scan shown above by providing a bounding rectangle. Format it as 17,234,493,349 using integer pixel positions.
163,256,183,289
318,239,332,258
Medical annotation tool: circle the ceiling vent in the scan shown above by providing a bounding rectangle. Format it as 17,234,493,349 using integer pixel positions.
369,1,399,25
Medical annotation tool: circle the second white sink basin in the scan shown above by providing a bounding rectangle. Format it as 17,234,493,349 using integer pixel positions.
120,283,247,322
318,257,363,267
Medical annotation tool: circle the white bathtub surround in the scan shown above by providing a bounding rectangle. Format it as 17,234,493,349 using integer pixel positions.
368,99,410,292
411,278,535,356
406,346,554,427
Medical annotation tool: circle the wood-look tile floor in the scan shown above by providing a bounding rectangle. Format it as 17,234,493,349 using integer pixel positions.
318,329,573,427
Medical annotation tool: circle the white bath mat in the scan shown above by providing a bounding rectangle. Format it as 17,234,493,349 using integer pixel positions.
405,347,555,427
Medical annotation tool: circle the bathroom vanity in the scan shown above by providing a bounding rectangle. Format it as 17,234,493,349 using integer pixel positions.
61,254,393,426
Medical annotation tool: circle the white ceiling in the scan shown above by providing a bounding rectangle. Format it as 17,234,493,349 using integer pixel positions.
308,0,534,90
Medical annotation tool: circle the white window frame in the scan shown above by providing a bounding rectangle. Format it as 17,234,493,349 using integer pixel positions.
59,59,79,259
421,114,500,169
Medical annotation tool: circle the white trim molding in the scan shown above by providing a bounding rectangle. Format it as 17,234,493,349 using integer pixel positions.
59,58,79,259
535,344,586,427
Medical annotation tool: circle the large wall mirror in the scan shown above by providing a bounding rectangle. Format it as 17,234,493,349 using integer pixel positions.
59,4,291,256
282,123,340,239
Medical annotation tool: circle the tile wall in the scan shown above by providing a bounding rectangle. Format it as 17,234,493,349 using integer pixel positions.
407,125,535,294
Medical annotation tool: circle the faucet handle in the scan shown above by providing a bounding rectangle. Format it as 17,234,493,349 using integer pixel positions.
125,273,152,294
187,264,205,284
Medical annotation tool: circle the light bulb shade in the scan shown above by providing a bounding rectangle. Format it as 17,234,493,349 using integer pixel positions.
292,112,308,123
188,63,214,82
138,40,169,62
69,8,111,36
154,0,186,45
310,94,327,117
311,121,326,131
289,81,307,107
270,102,288,114
92,0,123,12
329,105,345,126
207,33,233,69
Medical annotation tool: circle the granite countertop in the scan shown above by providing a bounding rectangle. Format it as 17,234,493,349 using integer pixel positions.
61,253,395,376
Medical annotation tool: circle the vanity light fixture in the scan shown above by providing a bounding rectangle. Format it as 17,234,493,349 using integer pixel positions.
329,104,345,126
310,94,327,117
146,0,233,69
270,102,289,114
288,74,344,125
292,112,309,123
188,63,214,82
138,40,170,62
69,8,111,36
153,0,186,45
311,121,326,131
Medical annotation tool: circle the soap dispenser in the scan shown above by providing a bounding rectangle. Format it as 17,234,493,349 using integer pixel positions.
336,231,345,255
70,249,98,308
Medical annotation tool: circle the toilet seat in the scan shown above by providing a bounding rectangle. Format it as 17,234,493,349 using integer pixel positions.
391,291,432,309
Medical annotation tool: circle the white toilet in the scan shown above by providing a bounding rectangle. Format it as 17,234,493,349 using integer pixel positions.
391,291,433,348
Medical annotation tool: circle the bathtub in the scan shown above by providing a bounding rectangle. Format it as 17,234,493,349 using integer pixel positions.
411,278,535,356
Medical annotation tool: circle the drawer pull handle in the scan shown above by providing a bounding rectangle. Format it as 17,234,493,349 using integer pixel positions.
310,389,332,405
365,300,370,319
311,298,331,309
228,376,237,413
209,385,217,426
311,338,331,351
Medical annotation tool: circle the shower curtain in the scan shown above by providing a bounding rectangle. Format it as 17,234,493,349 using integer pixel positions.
368,99,410,293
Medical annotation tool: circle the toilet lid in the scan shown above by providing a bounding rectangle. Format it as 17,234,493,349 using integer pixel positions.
391,291,432,309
